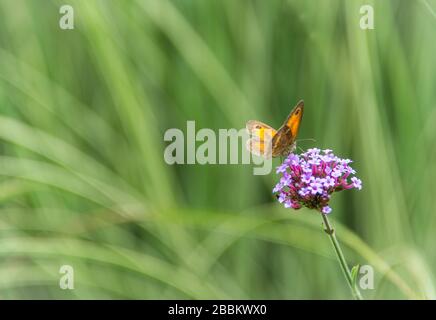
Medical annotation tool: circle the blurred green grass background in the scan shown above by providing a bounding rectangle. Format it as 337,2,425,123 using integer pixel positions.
0,0,435,299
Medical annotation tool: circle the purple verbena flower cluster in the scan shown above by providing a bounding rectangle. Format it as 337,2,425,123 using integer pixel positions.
273,148,362,214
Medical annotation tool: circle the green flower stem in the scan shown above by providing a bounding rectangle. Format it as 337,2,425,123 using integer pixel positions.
321,213,363,300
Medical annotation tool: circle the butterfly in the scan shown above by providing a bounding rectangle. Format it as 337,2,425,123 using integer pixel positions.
246,100,304,158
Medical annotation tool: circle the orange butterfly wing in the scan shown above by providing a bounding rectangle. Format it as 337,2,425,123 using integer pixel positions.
271,100,304,157
246,120,277,158
285,100,304,139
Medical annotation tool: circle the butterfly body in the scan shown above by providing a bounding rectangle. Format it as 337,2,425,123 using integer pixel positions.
246,100,304,158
